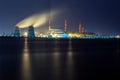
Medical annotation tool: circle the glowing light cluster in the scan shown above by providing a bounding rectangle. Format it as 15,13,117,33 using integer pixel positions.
116,35,120,38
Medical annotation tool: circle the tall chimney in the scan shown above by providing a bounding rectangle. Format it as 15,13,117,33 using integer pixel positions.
79,20,82,33
48,18,51,31
79,23,82,33
64,19,67,32
82,27,86,33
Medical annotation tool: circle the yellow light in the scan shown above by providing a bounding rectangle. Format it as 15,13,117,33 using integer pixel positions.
24,32,28,37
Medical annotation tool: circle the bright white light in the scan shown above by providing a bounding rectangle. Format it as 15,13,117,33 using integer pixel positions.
116,35,120,38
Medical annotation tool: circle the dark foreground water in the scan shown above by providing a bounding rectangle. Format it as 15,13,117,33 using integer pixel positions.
0,38,120,80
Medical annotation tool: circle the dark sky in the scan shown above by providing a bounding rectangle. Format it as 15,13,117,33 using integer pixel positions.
0,0,120,35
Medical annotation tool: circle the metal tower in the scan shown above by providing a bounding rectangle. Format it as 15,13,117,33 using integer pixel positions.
28,26,35,38
64,19,67,32
48,18,51,31
82,27,85,33
79,20,86,33
79,23,82,33
14,26,20,37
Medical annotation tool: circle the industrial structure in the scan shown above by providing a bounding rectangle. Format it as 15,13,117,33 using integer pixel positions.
28,26,35,38
12,19,99,38
1,18,118,39
48,29,68,38
47,19,68,38
14,26,20,37
68,20,96,38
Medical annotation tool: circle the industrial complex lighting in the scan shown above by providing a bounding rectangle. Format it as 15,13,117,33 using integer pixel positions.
24,32,28,37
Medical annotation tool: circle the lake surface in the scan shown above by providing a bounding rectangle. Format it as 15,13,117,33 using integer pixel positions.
0,38,120,80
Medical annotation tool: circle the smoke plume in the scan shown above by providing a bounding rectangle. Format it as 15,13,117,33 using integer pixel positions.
16,10,60,28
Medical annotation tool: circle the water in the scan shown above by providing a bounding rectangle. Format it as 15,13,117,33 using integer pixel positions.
0,38,120,80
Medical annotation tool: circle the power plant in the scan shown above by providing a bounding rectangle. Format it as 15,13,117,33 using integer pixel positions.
12,19,96,38
12,19,100,38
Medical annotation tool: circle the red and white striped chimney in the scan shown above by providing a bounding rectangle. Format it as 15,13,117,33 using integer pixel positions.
48,18,51,31
64,19,67,32
79,20,82,33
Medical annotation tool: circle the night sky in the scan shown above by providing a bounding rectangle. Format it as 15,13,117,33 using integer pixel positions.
0,0,120,35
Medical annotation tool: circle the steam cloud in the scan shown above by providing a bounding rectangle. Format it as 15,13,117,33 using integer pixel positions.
16,10,60,28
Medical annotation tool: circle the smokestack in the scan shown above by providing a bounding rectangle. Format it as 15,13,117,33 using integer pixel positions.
28,26,35,38
79,20,82,33
82,27,86,33
79,23,82,33
82,27,84,33
48,18,51,31
14,26,20,37
64,19,67,32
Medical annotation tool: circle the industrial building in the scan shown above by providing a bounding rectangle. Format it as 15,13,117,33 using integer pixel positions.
13,19,96,38
48,28,68,38
68,32,96,38
47,19,68,38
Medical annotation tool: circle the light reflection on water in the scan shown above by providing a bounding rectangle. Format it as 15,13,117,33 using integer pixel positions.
0,38,119,80
53,40,61,80
67,39,74,80
52,40,74,80
22,38,32,80
0,56,2,80
21,39,75,80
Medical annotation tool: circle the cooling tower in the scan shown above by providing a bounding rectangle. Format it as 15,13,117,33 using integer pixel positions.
28,26,35,38
14,26,20,37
